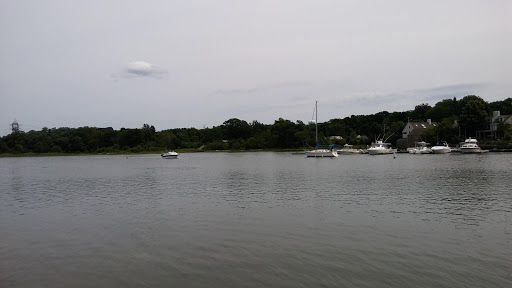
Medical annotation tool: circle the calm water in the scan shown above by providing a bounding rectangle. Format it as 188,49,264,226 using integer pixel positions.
1,152,511,287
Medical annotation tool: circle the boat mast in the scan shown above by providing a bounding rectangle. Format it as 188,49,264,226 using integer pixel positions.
315,101,318,147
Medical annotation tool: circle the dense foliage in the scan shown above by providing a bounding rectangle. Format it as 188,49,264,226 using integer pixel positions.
1,96,511,154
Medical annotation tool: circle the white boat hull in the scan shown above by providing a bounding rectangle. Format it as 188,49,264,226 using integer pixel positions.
337,150,362,155
161,151,178,159
460,148,487,153
367,148,396,155
431,147,451,154
409,148,433,154
305,149,338,157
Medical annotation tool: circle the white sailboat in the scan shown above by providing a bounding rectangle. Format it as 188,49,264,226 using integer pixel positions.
305,101,338,158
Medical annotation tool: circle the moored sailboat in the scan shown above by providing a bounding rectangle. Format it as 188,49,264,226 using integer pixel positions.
305,101,338,158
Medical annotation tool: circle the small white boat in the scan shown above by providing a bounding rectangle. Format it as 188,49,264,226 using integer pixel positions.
161,150,178,159
367,140,396,155
409,141,432,154
460,138,488,153
337,144,362,155
431,141,451,154
305,147,338,157
305,101,338,158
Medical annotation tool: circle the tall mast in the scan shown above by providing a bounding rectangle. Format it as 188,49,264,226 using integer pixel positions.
315,101,318,146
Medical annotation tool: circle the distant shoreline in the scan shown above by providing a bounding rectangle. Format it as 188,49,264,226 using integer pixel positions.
2,147,512,158
0,149,306,158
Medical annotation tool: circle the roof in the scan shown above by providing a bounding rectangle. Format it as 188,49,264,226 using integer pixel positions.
405,121,437,136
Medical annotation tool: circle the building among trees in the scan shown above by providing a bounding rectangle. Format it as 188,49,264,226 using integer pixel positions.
397,119,437,150
476,111,512,140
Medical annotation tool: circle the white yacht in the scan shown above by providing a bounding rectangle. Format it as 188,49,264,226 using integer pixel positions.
431,142,452,154
367,140,396,155
161,150,178,159
409,141,432,154
305,101,338,158
460,138,488,153
337,144,362,155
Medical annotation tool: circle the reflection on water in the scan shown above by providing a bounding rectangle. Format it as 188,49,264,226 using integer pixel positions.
1,153,511,287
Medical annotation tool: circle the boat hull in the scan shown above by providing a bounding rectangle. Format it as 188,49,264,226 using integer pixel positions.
161,151,179,159
337,150,361,155
305,149,338,157
431,147,451,154
460,148,487,153
162,155,178,159
409,148,433,154
367,148,395,155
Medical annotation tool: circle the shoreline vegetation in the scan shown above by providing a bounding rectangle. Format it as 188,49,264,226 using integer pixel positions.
0,148,308,158
1,96,511,157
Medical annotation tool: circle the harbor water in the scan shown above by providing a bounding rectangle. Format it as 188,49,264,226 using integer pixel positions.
1,152,511,287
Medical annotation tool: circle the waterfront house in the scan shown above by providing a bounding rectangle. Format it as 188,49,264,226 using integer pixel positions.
396,119,437,150
476,111,512,140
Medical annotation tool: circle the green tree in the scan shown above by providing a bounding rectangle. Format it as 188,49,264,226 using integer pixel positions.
425,98,457,122
408,103,432,121
156,131,178,149
141,123,156,144
457,95,487,116
270,118,301,148
459,98,489,136
223,118,251,140
497,122,512,141
0,140,9,153
489,97,512,115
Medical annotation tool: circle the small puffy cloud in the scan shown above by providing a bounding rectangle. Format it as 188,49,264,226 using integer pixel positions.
126,61,153,76
112,61,167,79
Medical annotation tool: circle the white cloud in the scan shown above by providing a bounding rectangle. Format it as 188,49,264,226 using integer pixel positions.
112,61,167,79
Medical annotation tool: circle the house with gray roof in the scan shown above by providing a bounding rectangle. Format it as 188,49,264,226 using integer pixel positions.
396,119,437,150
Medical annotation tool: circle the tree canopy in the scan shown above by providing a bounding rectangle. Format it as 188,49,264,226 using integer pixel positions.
1,96,511,154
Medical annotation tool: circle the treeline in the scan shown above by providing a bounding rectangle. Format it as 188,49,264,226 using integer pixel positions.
1,96,511,154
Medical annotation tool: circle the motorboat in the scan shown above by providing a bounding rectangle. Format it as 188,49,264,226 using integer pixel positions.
409,141,432,154
161,150,179,159
337,144,362,155
367,140,396,155
305,101,338,158
431,141,451,154
460,138,488,153
305,147,338,157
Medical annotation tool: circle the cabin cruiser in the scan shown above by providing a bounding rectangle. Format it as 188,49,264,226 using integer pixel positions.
409,141,432,154
161,150,178,159
367,140,396,155
460,138,487,153
431,141,451,154
337,144,362,155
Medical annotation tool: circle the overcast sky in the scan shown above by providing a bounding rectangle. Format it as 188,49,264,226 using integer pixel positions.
1,0,510,135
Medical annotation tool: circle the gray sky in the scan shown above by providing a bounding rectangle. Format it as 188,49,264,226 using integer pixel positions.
1,0,511,135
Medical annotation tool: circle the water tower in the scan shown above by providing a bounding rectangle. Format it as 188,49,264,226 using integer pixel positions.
11,119,20,133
